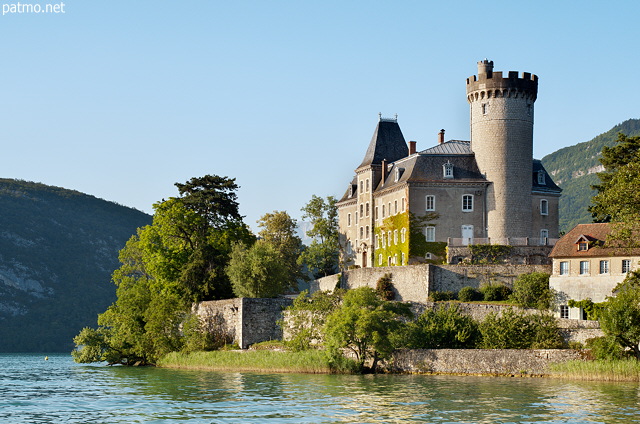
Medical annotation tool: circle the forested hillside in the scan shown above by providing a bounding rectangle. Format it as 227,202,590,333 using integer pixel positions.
541,119,640,232
0,179,151,352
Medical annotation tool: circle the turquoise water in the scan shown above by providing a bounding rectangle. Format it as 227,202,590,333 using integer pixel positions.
1,354,640,423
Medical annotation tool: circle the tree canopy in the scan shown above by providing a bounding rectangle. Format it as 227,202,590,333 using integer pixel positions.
597,271,640,359
73,175,252,365
590,133,640,244
298,195,340,278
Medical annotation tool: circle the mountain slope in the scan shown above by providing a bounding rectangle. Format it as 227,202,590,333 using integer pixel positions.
541,119,640,232
0,179,151,352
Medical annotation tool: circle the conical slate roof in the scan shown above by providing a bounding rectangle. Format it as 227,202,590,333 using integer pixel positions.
357,119,408,169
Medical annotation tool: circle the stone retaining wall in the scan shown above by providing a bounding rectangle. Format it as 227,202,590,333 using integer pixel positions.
195,298,292,349
386,349,583,375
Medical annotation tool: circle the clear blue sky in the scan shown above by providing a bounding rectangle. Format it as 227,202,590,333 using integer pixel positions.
1,1,637,230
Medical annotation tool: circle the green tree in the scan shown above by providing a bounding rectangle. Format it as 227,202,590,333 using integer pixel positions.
479,308,564,349
398,304,480,349
226,241,290,298
323,287,412,372
510,272,555,310
282,289,345,351
257,211,304,285
72,235,189,365
72,175,252,364
598,271,640,359
298,195,340,278
590,134,640,244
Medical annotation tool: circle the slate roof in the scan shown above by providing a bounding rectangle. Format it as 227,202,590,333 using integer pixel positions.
376,141,486,191
549,223,640,257
358,120,408,169
532,160,562,194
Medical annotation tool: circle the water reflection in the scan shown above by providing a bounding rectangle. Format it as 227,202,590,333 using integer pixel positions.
2,354,640,423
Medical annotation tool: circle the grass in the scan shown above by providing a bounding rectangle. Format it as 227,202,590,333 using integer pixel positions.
548,359,640,382
157,349,336,374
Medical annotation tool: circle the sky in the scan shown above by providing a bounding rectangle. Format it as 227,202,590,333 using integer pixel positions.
1,0,638,231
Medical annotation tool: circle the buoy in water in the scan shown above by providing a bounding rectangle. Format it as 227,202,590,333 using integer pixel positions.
44,356,48,361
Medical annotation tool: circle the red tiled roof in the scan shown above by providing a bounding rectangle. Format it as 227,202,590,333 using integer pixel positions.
549,223,640,258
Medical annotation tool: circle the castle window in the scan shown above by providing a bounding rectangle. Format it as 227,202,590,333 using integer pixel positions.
395,168,400,182
360,204,363,217
360,180,364,193
481,103,488,115
388,202,391,215
540,229,549,245
426,226,435,242
540,199,548,215
347,213,351,226
537,171,546,185
387,231,391,247
560,305,569,319
401,228,406,243
462,194,474,212
366,202,370,217
394,200,398,214
382,205,385,218
355,212,358,223
347,241,352,254
379,254,383,266
375,235,379,248
599,260,609,275
559,261,569,275
623,259,632,273
580,260,590,275
426,195,435,211
366,179,370,192
349,184,355,198
381,233,384,246
443,162,454,179
394,254,398,265
402,252,406,266
401,198,406,212
388,256,391,266
375,206,379,220
360,227,364,239
394,230,398,245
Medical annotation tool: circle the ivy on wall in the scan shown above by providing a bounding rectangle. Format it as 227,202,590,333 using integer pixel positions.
374,211,409,266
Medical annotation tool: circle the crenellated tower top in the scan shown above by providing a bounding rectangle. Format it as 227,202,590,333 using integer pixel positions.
466,60,538,103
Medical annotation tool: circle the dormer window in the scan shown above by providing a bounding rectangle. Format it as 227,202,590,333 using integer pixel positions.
537,170,545,185
394,168,404,182
443,162,453,179
578,242,588,251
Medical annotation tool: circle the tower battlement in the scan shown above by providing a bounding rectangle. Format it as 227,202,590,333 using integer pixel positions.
466,69,538,102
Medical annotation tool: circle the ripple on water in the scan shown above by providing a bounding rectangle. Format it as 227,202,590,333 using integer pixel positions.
1,354,640,423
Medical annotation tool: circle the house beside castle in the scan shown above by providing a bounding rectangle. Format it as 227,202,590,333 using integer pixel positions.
337,60,561,268
549,223,640,320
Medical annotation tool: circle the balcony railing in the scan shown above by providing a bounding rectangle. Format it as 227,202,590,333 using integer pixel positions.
447,237,558,247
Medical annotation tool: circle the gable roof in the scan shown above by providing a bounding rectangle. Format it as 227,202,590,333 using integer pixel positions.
549,223,640,257
357,119,408,169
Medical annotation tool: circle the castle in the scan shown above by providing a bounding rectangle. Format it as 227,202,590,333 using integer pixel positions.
337,60,561,267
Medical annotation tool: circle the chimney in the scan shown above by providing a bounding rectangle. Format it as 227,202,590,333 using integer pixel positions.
438,129,445,144
409,141,416,155
381,159,388,185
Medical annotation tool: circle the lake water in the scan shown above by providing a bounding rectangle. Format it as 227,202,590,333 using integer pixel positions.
1,353,640,423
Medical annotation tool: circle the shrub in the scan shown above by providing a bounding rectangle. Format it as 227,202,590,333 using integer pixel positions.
376,273,395,301
479,308,564,349
429,291,456,301
458,286,481,302
398,303,480,349
585,336,628,360
510,272,555,309
480,283,512,301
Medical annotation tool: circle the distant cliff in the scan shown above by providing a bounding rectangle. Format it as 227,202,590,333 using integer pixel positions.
0,179,151,352
541,118,640,232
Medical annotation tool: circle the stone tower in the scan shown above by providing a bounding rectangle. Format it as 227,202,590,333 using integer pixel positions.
466,60,538,241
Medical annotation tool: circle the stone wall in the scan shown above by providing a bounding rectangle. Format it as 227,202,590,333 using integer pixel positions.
195,298,292,349
430,264,551,293
386,349,583,375
447,245,554,265
310,264,551,302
